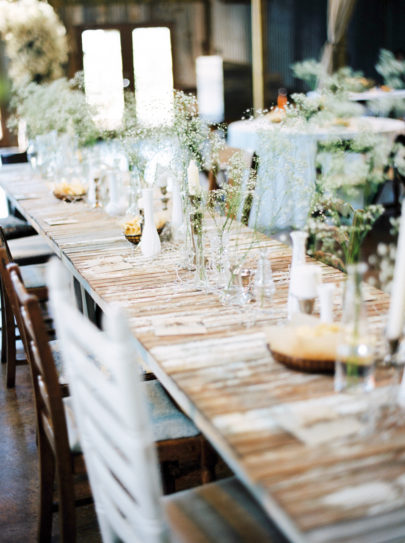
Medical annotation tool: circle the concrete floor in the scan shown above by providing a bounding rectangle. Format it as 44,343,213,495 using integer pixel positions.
0,355,101,543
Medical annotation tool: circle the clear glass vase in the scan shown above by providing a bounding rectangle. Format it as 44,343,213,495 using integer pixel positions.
254,248,276,310
190,211,208,290
209,230,230,289
222,261,246,305
335,263,375,393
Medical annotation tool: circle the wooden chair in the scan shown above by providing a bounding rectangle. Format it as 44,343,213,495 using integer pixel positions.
0,229,52,387
48,258,287,543
5,259,87,543
209,146,258,225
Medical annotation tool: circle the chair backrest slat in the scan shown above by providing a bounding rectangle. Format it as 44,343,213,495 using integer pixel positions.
48,259,169,543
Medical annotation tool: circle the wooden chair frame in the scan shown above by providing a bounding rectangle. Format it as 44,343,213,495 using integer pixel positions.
5,257,90,542
0,227,48,387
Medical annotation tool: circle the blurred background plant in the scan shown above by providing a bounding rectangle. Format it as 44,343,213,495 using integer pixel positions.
8,75,100,147
0,0,68,87
292,60,373,94
375,49,405,90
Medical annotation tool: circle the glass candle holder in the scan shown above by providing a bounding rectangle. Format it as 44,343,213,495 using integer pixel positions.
335,263,375,394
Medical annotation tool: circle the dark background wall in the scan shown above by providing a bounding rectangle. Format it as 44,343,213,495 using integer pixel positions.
266,0,405,93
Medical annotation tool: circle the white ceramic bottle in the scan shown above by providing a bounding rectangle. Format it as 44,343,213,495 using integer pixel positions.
140,188,161,258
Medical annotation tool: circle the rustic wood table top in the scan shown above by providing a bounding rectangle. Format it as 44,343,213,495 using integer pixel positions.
1,163,404,543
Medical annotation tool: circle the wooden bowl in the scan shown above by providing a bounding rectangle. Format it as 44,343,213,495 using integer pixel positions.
53,191,86,203
124,233,142,245
267,345,335,374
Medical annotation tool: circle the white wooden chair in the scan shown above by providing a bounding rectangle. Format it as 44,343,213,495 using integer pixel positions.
47,258,287,543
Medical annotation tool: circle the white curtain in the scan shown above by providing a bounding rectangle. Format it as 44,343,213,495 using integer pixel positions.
321,0,357,74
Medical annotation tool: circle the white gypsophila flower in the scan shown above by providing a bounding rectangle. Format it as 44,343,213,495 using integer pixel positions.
0,0,68,86
375,49,405,90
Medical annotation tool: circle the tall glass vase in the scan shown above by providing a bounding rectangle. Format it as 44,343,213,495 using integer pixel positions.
335,263,375,393
209,230,229,289
288,231,308,319
140,188,161,258
190,210,208,290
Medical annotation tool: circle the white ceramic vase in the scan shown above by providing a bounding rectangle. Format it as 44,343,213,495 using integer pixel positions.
140,188,161,258
287,230,308,319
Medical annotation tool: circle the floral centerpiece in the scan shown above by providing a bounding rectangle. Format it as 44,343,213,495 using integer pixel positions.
0,0,68,86
292,59,373,93
8,74,100,147
375,49,405,90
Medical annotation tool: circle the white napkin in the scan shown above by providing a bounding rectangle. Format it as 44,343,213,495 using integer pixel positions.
44,217,79,226
154,323,207,336
269,393,377,447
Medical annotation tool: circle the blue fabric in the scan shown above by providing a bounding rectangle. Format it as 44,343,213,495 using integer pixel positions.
145,381,200,441
20,263,47,289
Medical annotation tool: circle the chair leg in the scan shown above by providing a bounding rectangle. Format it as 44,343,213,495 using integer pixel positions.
5,298,16,388
200,438,217,484
1,287,6,364
55,459,77,542
38,439,55,543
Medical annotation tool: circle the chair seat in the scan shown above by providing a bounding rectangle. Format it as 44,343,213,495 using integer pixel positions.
49,340,199,444
165,477,288,543
63,396,82,453
49,339,65,381
0,215,36,240
146,380,200,442
8,235,54,265
20,263,48,289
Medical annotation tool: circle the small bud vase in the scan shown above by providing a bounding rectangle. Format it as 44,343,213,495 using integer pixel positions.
140,188,161,258
288,231,308,319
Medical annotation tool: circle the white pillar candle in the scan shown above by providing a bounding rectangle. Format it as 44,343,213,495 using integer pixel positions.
387,200,405,340
187,160,201,196
318,283,335,323
290,264,322,299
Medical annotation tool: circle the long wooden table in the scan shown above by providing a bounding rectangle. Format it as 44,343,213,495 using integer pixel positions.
2,164,405,543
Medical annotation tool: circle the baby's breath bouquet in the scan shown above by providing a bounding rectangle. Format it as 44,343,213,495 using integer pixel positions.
207,151,255,232
0,0,68,86
288,90,364,124
292,59,373,93
307,196,383,270
171,90,222,175
307,130,389,270
207,151,258,290
375,49,405,90
8,75,100,147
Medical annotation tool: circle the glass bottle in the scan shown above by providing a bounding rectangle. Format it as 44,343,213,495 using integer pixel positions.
189,206,208,290
253,248,276,310
222,260,245,305
288,231,308,319
335,263,375,393
277,88,288,110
